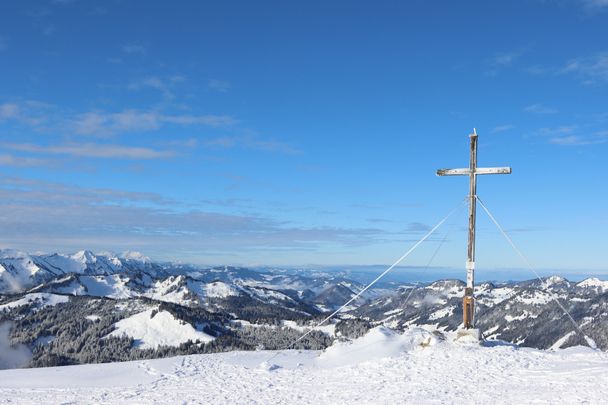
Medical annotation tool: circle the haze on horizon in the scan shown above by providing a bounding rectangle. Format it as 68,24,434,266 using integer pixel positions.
0,1,607,276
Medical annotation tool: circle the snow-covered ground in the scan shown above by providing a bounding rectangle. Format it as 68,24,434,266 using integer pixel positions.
1,327,606,404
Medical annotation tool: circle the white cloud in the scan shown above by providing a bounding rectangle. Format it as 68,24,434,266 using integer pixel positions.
204,134,300,154
208,79,230,92
549,135,605,145
0,154,51,167
524,103,558,114
122,43,146,55
0,103,19,119
582,0,608,10
561,52,608,83
487,51,521,67
539,126,608,146
127,76,186,99
491,124,515,133
68,109,237,136
0,177,392,260
162,114,237,127
2,142,175,159
1,100,236,137
484,50,525,76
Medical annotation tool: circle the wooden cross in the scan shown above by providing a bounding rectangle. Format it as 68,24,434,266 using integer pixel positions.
437,129,511,329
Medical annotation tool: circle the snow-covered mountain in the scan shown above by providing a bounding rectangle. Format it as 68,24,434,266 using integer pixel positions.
1,249,607,370
355,277,608,350
0,249,163,294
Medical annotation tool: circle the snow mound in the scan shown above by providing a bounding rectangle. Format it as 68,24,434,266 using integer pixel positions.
316,326,438,368
107,308,214,349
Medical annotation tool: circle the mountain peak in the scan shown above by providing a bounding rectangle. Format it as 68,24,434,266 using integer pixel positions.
119,251,151,263
72,250,97,264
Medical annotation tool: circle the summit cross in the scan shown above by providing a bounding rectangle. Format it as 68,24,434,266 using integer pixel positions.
437,128,511,329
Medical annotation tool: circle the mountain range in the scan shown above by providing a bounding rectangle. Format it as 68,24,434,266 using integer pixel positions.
1,249,606,369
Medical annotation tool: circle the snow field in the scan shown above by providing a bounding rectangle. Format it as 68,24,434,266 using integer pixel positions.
1,327,607,404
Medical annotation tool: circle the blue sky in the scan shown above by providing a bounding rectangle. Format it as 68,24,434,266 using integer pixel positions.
0,0,607,276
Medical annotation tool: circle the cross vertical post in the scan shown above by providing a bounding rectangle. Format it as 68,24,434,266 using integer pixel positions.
437,129,511,330
464,130,478,329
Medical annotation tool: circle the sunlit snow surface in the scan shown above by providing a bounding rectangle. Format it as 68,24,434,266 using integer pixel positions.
107,308,214,349
1,327,607,404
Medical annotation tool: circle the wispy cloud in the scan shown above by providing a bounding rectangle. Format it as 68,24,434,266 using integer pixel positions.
404,222,431,233
485,50,524,76
581,0,608,11
0,176,393,261
524,103,558,114
561,52,608,84
1,142,175,159
487,51,521,67
535,125,608,146
70,110,160,136
536,125,578,137
208,79,230,92
524,51,608,85
122,43,146,55
491,124,515,134
204,134,300,154
42,25,56,36
549,135,605,145
161,114,237,127
0,103,19,119
1,101,237,137
0,100,54,127
0,154,52,167
128,75,186,99
549,130,608,145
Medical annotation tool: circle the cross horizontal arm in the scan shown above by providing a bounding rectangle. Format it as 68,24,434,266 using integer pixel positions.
436,167,512,176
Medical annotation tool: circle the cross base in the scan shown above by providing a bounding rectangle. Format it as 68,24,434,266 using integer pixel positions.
454,328,481,344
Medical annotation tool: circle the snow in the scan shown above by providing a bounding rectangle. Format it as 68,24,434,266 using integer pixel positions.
281,320,335,336
0,250,41,292
107,308,214,349
1,327,607,404
577,277,608,292
202,281,241,298
477,287,516,306
0,293,69,312
550,331,576,350
144,276,191,305
504,310,537,322
514,290,552,305
119,251,151,264
316,327,436,368
428,306,455,320
80,275,135,299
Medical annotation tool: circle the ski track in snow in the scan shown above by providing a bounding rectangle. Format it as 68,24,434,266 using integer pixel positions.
1,334,607,404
